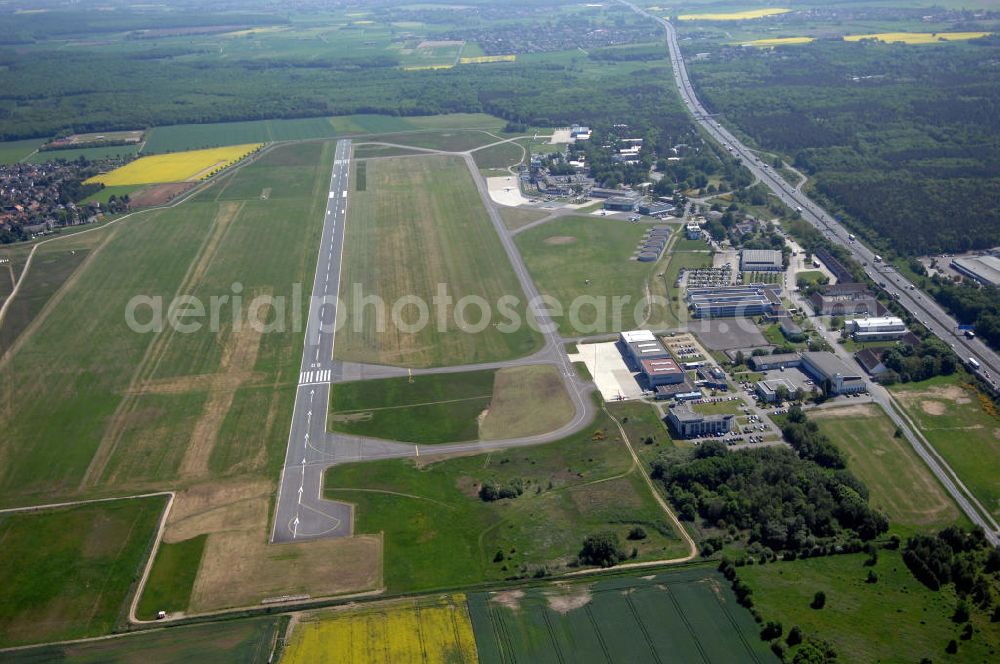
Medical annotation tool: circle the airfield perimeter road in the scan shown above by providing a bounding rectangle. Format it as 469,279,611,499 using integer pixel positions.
271,140,596,543
618,0,1000,545
618,0,1000,391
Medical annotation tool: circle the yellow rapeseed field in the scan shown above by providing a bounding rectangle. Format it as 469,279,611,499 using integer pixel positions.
843,31,991,44
403,64,455,71
742,36,815,46
678,8,791,21
459,55,516,64
85,144,262,186
282,595,478,664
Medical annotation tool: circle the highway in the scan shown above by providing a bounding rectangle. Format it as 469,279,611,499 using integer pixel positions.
619,0,999,391
618,0,1000,544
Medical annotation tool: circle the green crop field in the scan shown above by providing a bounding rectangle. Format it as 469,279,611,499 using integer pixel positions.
516,216,670,335
143,117,339,154
27,143,141,164
334,154,542,368
739,550,1000,662
890,375,1000,519
0,138,45,164
328,365,574,444
468,568,777,663
136,535,206,619
0,615,286,664
0,497,166,647
324,402,688,592
811,404,964,534
0,141,333,503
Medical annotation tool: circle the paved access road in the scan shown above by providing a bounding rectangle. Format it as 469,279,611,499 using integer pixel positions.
618,0,1000,391
271,140,598,543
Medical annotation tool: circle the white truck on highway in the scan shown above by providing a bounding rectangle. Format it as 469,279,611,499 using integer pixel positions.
873,254,883,263
848,234,855,242
968,357,981,370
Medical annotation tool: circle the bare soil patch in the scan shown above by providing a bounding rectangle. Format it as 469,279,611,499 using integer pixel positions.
544,235,577,246
921,400,946,416
490,589,524,612
131,182,195,207
545,584,592,614
168,480,382,613
809,404,878,420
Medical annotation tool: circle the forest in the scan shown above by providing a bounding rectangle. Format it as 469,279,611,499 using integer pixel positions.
651,433,888,553
687,38,1000,256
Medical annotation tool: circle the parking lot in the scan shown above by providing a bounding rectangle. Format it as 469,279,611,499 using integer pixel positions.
688,319,768,351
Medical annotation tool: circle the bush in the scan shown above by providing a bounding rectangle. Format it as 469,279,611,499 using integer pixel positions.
579,531,627,568
760,621,783,641
811,591,826,610
786,626,803,647
627,526,648,541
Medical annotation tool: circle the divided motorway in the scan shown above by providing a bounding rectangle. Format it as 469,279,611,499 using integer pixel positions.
619,0,999,390
619,0,1000,544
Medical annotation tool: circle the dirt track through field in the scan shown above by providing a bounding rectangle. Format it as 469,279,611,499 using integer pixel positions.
81,201,243,489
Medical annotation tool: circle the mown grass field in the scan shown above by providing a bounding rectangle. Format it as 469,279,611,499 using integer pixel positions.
282,595,477,664
468,568,777,663
335,154,542,368
472,140,525,172
328,366,574,443
0,239,95,355
499,207,549,231
325,403,688,592
0,141,331,505
136,535,206,619
890,375,1000,519
0,497,166,647
810,404,964,535
740,550,1000,662
363,130,501,152
515,216,669,335
86,144,262,186
141,113,506,153
1,616,286,664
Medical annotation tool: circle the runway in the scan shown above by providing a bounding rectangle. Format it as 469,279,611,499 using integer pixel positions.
270,140,597,544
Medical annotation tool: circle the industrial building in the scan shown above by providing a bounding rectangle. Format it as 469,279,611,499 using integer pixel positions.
685,223,702,240
808,283,884,317
686,284,782,318
638,201,674,216
748,353,801,372
740,249,783,272
749,351,866,395
847,316,908,341
570,124,591,140
620,330,670,365
950,255,1000,287
590,187,627,199
638,357,685,386
800,351,866,395
603,195,640,212
755,378,802,403
813,248,854,284
667,403,735,438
